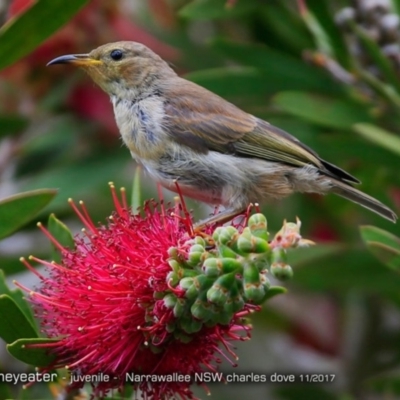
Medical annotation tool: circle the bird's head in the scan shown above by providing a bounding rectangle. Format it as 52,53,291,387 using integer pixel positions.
47,41,175,98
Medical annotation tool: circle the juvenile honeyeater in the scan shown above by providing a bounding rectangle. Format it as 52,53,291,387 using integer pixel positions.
48,41,397,224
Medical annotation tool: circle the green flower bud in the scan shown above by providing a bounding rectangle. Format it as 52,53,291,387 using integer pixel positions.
202,257,243,277
202,258,220,277
260,271,271,290
271,262,293,281
179,316,203,336
184,318,203,334
168,246,179,259
206,273,236,306
218,311,234,325
168,259,182,273
243,263,260,284
251,253,270,272
248,213,269,240
163,293,177,308
193,236,206,247
243,264,266,303
218,244,239,258
223,280,244,316
173,298,186,318
174,326,193,343
166,271,179,287
187,244,206,267
166,321,176,333
191,292,211,321
179,277,194,290
204,310,233,327
213,226,238,245
182,269,199,278
183,274,213,300
237,230,270,254
153,291,165,300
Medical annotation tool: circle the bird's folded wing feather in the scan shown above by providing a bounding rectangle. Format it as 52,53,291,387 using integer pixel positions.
164,79,359,183
164,79,323,167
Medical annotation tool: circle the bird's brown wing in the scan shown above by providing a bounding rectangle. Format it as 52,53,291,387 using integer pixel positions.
164,79,359,183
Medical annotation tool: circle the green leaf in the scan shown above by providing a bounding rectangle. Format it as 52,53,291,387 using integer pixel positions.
274,386,337,400
360,225,400,271
393,0,400,14
47,214,74,263
0,115,29,138
187,67,326,103
290,245,400,299
0,0,90,70
0,270,36,328
211,39,342,95
300,4,333,57
7,338,57,367
179,0,257,20
273,91,372,129
0,189,57,240
23,155,126,213
356,67,400,109
0,383,12,399
353,123,400,157
366,371,400,395
304,1,350,67
0,295,37,344
259,2,314,54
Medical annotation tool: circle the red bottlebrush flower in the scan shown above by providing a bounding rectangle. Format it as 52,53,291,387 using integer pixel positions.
17,184,254,400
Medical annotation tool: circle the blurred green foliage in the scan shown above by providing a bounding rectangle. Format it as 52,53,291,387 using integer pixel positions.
0,0,400,399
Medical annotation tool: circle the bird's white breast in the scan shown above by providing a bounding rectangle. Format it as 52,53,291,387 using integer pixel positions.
111,95,167,160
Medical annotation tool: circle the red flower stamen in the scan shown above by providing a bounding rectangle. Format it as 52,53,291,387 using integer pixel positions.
17,185,253,399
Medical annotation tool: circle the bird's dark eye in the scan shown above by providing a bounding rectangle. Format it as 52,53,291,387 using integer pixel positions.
110,49,123,61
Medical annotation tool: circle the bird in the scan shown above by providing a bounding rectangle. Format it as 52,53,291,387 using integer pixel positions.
48,41,397,225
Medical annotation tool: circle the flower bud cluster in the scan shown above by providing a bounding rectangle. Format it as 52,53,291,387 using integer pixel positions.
335,0,400,75
163,214,310,335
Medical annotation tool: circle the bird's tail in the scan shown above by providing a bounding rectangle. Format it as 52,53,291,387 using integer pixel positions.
331,181,397,223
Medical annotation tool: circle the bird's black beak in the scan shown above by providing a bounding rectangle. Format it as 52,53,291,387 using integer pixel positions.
47,54,102,67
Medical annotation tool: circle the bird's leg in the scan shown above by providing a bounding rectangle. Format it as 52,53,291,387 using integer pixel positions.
193,207,247,231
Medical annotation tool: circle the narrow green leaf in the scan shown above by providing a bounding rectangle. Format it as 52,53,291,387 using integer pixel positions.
291,245,400,299
354,123,400,157
186,67,273,99
360,225,400,270
0,0,90,70
366,371,400,395
0,115,29,138
131,165,142,211
0,382,12,399
7,338,57,367
0,295,37,344
0,270,36,328
356,67,400,109
211,39,342,95
300,6,333,57
304,1,350,67
23,155,126,213
273,91,372,129
0,189,57,240
179,0,257,20
393,0,400,14
259,3,314,54
48,214,74,263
